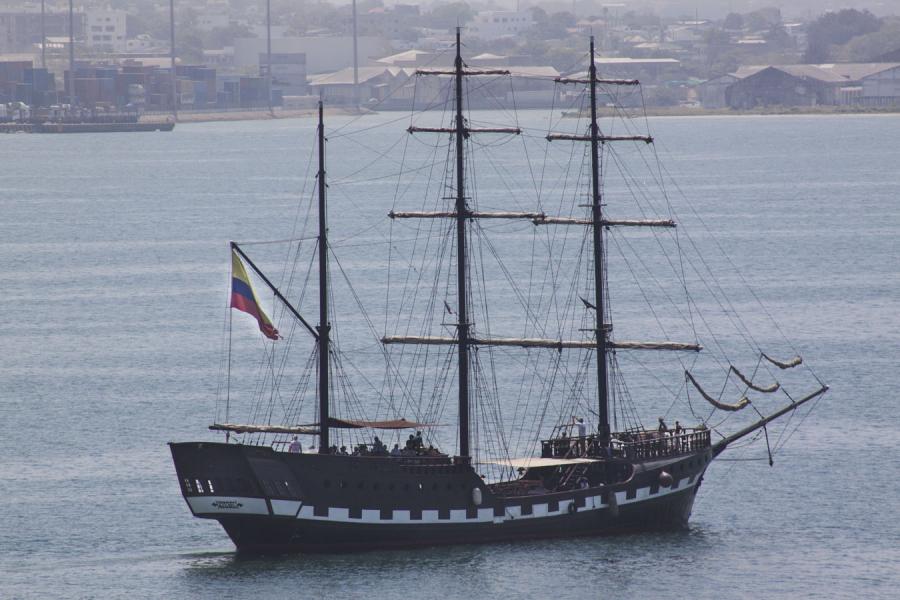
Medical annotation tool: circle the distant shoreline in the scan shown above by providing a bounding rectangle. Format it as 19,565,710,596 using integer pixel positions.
139,104,900,124
139,106,371,124
593,105,900,118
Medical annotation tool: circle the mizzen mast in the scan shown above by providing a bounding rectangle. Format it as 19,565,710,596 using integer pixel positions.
587,36,610,441
317,100,331,452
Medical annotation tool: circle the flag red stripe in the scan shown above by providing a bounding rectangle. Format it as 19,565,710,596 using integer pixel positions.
231,291,280,340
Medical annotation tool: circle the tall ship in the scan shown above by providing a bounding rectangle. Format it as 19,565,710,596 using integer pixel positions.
170,33,827,553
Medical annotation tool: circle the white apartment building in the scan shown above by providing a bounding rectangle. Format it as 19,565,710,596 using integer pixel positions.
468,10,534,40
84,8,127,53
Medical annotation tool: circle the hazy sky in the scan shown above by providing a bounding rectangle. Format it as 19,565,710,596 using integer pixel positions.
401,0,900,20
633,0,900,19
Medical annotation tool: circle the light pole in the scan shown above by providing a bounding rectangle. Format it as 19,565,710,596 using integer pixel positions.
170,0,177,119
352,0,359,110
68,0,75,104
266,0,273,115
40,0,46,69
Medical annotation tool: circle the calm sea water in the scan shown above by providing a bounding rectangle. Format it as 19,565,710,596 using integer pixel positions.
1,112,899,599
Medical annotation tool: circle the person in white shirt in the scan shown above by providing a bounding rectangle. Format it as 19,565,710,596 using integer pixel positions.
574,417,587,438
288,436,303,453
572,417,587,455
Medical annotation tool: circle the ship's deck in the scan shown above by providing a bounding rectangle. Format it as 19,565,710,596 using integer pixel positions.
541,428,711,461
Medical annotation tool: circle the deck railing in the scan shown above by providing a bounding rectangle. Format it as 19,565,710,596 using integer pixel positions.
541,428,711,461
619,429,711,460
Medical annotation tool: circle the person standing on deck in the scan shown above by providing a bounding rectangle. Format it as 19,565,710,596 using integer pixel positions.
657,418,669,456
674,421,684,451
572,417,587,455
288,436,302,453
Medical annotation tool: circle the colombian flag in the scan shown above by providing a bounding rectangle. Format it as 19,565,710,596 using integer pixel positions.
231,250,280,340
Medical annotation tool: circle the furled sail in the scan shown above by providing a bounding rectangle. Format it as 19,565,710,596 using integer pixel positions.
209,423,319,435
685,371,750,411
325,417,437,430
729,365,780,393
762,353,803,369
381,335,701,352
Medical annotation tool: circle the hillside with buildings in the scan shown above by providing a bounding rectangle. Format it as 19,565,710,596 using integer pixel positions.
1,1,899,119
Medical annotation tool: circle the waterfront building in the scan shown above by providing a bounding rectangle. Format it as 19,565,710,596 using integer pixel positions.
723,63,900,108
263,53,307,95
468,10,535,40
233,36,390,76
696,73,740,109
0,9,72,54
84,9,127,54
308,66,410,105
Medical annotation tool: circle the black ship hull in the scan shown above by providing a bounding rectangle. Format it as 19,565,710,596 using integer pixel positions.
170,441,711,553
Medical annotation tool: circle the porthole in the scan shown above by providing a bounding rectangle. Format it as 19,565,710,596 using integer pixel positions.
207,479,216,493
417,482,423,491
339,480,347,489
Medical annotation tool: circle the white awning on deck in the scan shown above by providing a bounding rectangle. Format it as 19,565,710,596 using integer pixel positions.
485,457,601,469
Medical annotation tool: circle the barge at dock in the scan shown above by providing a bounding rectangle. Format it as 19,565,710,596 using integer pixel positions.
1,109,174,133
1,120,174,134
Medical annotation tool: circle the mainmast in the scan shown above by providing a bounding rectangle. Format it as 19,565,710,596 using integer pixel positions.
317,101,331,452
381,34,703,454
587,36,610,441
453,29,471,459
390,30,519,458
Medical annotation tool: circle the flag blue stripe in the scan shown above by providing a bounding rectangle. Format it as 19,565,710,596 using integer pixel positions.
231,277,255,302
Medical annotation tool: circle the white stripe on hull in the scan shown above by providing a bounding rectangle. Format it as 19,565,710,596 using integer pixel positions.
187,477,697,524
271,499,302,516
287,476,697,525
